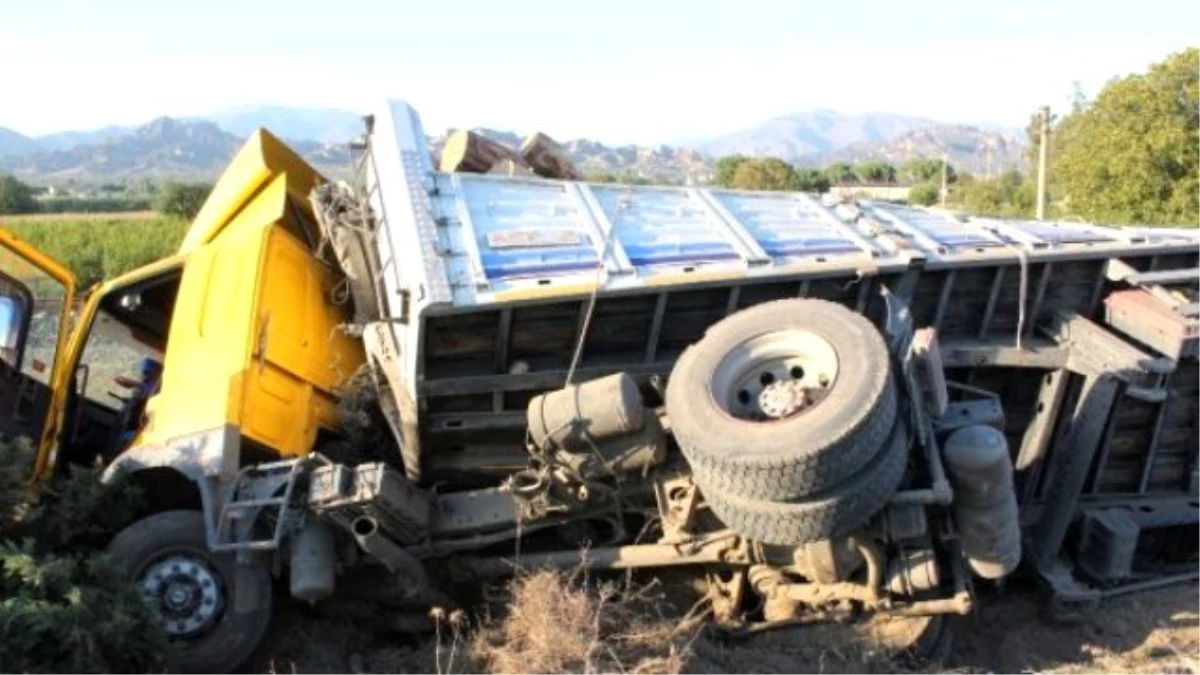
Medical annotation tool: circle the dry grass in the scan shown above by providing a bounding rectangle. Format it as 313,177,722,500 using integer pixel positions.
464,570,702,674
257,565,1199,675
258,568,958,675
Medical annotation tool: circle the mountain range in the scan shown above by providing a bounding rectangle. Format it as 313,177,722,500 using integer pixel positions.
0,105,1027,185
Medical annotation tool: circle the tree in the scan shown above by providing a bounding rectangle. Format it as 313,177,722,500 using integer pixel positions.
900,158,956,185
791,167,831,193
730,158,795,191
584,171,617,183
825,162,856,185
854,161,898,184
1051,47,1199,226
714,155,750,187
154,181,213,220
908,183,941,206
0,174,37,215
948,169,1037,218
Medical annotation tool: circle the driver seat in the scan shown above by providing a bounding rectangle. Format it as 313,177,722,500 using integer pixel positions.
106,357,163,458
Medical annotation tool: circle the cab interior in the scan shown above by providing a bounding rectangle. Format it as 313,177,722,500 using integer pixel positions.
57,269,183,473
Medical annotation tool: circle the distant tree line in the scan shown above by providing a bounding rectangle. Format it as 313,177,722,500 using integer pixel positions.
711,154,955,206
0,175,212,219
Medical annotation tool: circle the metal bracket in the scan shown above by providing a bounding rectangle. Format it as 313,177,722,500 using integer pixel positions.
212,455,316,553
1046,311,1176,382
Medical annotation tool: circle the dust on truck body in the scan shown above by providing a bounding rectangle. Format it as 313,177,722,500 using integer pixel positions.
2,99,1197,671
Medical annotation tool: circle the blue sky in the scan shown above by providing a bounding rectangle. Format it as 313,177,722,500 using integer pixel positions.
2,0,1196,143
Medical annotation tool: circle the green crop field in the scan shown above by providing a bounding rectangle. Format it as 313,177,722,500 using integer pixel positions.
0,212,189,287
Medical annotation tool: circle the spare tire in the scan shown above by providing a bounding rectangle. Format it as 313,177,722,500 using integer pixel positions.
666,298,895,501
701,418,909,544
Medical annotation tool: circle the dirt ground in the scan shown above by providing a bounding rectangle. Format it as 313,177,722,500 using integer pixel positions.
258,571,1199,675
952,583,1199,674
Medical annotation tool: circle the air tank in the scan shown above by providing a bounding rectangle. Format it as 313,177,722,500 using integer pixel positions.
527,373,645,451
943,424,1022,579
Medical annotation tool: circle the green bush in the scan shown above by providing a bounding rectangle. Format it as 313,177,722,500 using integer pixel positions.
0,439,169,673
0,175,38,215
909,183,941,206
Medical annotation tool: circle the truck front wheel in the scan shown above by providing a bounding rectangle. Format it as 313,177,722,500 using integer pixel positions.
106,510,273,674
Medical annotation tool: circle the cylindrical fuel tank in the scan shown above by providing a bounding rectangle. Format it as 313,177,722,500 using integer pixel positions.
943,424,1022,579
527,373,645,451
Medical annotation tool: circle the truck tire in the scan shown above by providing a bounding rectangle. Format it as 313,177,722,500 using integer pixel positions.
701,421,908,545
106,510,273,674
666,298,896,501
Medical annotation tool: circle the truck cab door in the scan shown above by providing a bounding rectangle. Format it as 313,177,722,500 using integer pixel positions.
0,228,76,479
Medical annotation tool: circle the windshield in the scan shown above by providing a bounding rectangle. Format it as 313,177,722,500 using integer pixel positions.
0,245,68,385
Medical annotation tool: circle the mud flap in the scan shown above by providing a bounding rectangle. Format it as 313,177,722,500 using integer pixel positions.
233,553,273,615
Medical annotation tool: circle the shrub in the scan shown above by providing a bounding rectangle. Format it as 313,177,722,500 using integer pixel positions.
0,439,169,673
0,175,38,215
909,183,942,206
154,181,212,220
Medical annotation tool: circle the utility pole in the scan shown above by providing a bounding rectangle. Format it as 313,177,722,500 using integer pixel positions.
940,152,948,208
1036,105,1051,221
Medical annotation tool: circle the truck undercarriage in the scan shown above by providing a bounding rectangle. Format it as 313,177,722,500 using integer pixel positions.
1,100,1196,672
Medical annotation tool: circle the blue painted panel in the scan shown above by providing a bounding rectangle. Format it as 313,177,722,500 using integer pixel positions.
458,177,599,281
711,191,860,260
590,186,740,268
1001,220,1114,245
868,203,1000,249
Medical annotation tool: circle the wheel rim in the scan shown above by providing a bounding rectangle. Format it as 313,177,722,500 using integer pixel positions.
137,553,225,639
709,329,839,421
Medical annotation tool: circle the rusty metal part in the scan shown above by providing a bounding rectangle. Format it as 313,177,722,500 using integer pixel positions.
453,529,752,579
557,411,667,479
654,474,702,541
707,568,747,622
791,538,862,584
506,466,607,521
888,591,972,617
757,380,815,419
1048,311,1176,382
889,551,973,617
886,548,941,596
747,537,886,616
1105,288,1198,360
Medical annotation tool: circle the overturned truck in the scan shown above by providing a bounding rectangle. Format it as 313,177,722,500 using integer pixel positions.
1,100,1197,672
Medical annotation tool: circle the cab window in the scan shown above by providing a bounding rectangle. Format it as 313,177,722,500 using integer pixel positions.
0,241,70,447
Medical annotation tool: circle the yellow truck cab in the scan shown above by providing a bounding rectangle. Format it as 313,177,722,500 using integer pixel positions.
2,131,362,483
0,130,364,673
